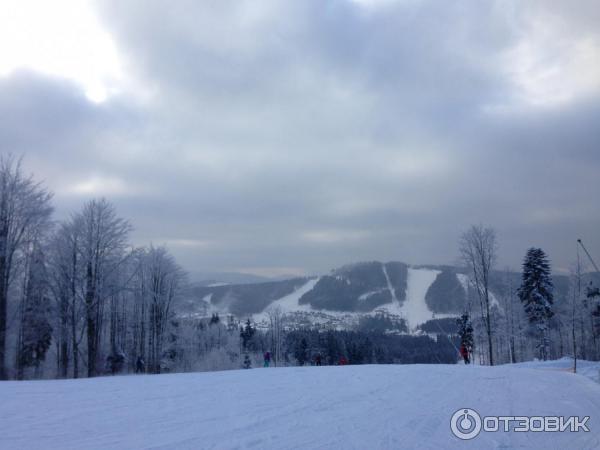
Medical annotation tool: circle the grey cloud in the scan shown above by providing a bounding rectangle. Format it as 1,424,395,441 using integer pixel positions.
1,0,600,276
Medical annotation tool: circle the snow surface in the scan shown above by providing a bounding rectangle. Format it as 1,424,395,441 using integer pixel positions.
358,288,387,301
457,273,470,293
206,282,230,287
511,357,600,384
1,362,600,449
399,268,441,331
456,273,501,309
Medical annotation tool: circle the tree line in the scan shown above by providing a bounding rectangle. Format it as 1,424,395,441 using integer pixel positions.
1,155,185,379
457,224,600,370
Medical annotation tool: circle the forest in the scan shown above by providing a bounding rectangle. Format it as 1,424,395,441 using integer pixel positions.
1,154,600,380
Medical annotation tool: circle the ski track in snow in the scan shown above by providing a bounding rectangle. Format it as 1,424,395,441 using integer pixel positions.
399,268,441,331
457,273,469,293
382,263,398,303
456,273,501,310
2,362,600,449
253,278,320,322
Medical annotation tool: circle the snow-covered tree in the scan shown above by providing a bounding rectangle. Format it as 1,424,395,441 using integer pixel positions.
587,281,600,336
518,248,554,361
48,219,88,378
0,155,53,379
143,245,185,374
16,243,52,379
459,224,497,365
76,199,131,377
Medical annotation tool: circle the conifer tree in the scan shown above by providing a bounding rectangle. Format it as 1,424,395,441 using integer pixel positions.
518,248,554,360
456,313,474,355
242,353,252,369
294,337,308,366
240,319,255,351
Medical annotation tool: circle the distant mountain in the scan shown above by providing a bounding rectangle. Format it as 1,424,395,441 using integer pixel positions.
180,261,572,332
299,262,407,312
188,271,275,286
184,277,310,317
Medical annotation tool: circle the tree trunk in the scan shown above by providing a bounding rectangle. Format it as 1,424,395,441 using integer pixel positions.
573,312,577,373
85,261,97,377
71,312,79,379
58,292,69,378
0,246,6,380
484,290,494,366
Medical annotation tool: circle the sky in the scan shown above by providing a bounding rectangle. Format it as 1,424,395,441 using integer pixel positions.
1,0,600,278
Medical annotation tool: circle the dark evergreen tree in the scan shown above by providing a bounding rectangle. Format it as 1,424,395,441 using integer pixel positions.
518,248,554,360
456,313,474,354
373,345,391,364
294,337,308,366
240,319,256,350
242,353,252,369
587,281,600,300
210,313,220,325
587,282,600,333
106,350,126,375
324,331,341,365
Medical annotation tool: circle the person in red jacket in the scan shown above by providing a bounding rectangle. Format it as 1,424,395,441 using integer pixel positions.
460,343,470,365
338,356,348,366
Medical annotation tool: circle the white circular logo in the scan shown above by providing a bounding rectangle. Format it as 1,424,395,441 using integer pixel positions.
451,408,482,440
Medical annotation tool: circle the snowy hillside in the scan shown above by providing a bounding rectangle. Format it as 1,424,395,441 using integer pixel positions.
1,362,599,449
251,266,450,331
189,262,473,332
253,278,320,322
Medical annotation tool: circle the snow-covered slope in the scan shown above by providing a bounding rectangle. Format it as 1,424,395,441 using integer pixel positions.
253,277,319,322
1,363,599,449
401,267,441,330
190,262,573,330
511,357,600,384
248,266,457,331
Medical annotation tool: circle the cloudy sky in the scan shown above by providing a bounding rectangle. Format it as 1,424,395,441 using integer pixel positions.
1,0,600,277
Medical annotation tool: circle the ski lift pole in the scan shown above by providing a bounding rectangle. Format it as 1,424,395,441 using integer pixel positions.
577,239,600,273
434,318,460,354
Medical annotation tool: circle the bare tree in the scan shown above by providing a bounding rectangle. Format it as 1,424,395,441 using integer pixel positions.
267,306,284,367
499,268,519,364
0,155,53,379
143,246,184,373
460,224,497,366
16,242,53,379
75,199,131,377
49,220,80,378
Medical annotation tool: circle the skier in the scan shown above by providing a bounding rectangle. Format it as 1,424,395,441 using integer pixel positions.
135,356,145,373
459,343,470,365
315,353,322,366
263,351,271,367
338,356,348,366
